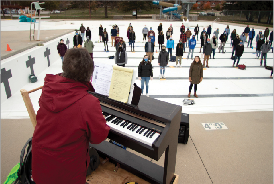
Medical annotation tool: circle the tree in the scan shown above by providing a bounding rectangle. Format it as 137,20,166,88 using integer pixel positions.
215,4,221,11
192,3,198,10
203,2,211,11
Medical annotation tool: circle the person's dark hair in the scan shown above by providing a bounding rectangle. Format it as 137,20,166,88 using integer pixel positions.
62,48,94,82
192,56,201,65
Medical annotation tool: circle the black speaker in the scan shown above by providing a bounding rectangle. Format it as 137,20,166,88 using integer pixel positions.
178,113,189,144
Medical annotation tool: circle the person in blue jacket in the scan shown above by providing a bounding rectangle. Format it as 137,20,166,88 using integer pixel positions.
166,36,174,61
207,25,212,38
111,25,117,47
247,28,255,48
187,35,196,60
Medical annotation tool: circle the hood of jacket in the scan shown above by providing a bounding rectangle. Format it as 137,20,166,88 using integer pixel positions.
39,74,95,113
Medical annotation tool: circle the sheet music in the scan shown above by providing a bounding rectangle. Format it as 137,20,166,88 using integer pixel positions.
109,66,133,103
91,62,113,96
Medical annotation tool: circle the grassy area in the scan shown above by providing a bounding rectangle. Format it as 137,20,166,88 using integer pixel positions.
46,7,160,19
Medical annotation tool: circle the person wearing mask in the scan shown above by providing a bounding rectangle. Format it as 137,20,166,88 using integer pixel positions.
129,27,136,52
244,25,250,42
194,24,199,41
200,31,207,53
79,23,86,41
158,31,165,50
233,40,244,67
115,45,127,67
180,30,187,53
269,31,273,46
260,40,271,67
84,36,94,59
148,27,156,46
264,28,270,41
185,28,192,48
145,37,154,62
180,23,185,34
240,32,247,45
116,37,126,51
73,31,83,48
138,55,153,97
188,56,203,98
166,36,174,61
86,27,91,41
207,25,212,38
102,28,109,52
158,45,169,78
203,38,212,68
166,28,172,40
176,40,183,67
201,28,206,35
213,28,219,41
99,25,103,42
210,35,218,59
256,36,265,59
232,34,240,58
247,28,255,48
57,39,67,63
142,25,149,42
225,25,230,42
158,23,162,35
219,31,227,53
32,48,110,184
230,29,236,47
111,25,117,47
187,35,196,60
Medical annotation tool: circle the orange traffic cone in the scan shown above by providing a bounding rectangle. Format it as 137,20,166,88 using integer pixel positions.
6,44,12,51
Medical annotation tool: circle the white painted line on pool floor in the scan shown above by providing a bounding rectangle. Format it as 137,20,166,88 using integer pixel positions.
202,122,228,130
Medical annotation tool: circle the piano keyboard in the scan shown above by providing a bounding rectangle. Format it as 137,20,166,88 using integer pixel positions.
103,112,161,147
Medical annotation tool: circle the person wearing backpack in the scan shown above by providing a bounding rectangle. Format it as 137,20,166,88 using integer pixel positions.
176,40,184,67
233,40,244,67
188,56,203,98
260,40,271,67
138,55,153,97
32,48,110,184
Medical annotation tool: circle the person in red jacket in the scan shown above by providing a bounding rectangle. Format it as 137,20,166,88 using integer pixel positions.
32,48,110,184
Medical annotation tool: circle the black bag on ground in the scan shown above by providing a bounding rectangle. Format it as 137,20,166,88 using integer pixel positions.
29,75,37,83
14,137,35,184
265,66,273,70
170,56,176,62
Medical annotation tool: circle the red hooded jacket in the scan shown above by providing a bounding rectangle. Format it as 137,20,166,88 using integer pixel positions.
32,74,110,184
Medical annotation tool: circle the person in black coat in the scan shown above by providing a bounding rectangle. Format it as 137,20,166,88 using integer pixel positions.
158,31,164,50
200,32,208,53
129,28,136,52
176,40,184,67
116,37,126,51
73,32,83,48
256,37,265,58
232,34,240,57
138,55,153,97
233,40,244,67
102,28,109,51
86,27,91,40
158,46,169,79
158,23,162,35
219,31,227,53
99,25,103,42
194,24,199,41
115,46,127,67
203,38,212,68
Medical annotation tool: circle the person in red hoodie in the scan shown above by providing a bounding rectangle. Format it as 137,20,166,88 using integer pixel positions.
32,48,110,184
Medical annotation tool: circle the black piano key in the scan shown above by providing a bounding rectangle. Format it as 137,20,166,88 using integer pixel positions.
129,124,136,130
123,122,129,128
146,130,153,137
116,120,123,125
139,128,145,134
127,123,133,129
143,129,150,136
132,125,138,131
149,131,156,138
106,115,115,121
136,127,142,133
120,121,126,126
